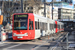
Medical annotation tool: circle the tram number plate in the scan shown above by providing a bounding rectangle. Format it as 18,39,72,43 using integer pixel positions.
17,37,23,38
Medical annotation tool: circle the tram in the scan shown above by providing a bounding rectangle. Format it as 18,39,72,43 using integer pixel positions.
12,13,64,40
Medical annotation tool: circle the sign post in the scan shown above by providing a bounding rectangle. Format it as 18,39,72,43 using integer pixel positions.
0,15,2,42
0,9,1,15
0,25,1,39
67,33,68,50
0,15,8,42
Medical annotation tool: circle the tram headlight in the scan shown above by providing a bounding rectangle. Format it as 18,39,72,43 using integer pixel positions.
24,33,28,36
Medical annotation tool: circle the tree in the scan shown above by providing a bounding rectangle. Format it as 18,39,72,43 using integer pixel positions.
2,0,16,22
23,0,42,13
1,0,43,22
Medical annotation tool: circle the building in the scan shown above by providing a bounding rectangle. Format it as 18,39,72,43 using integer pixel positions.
26,4,50,18
61,0,72,4
53,0,57,2
0,0,21,21
53,0,75,30
53,1,74,20
49,0,75,20
0,0,50,21
50,6,58,20
73,4,75,19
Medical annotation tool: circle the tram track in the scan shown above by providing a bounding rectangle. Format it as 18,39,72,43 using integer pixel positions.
3,32,65,43
0,32,68,50
30,32,68,50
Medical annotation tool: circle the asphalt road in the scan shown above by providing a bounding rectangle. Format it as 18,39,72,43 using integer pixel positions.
0,32,72,50
0,43,38,50
0,39,52,50
0,35,54,50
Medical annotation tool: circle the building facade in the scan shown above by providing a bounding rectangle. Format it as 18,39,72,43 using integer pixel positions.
0,0,51,20
61,0,72,4
73,4,75,19
58,8,73,19
50,6,58,20
53,1,74,20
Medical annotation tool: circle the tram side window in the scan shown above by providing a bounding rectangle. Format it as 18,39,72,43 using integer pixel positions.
35,21,38,29
51,24,53,30
58,25,59,29
50,24,52,30
42,23,44,30
49,24,50,30
40,22,43,30
58,25,59,28
62,25,63,29
44,23,45,30
54,24,56,28
61,25,63,29
52,24,53,30
40,22,42,30
49,24,52,30
59,25,60,29
38,22,39,29
44,23,46,30
29,21,33,30
53,24,54,29
46,23,48,30
45,23,47,30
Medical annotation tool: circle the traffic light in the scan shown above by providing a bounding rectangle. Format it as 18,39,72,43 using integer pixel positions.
0,15,3,25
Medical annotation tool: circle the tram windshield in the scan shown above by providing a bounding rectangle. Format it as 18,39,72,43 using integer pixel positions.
14,14,28,30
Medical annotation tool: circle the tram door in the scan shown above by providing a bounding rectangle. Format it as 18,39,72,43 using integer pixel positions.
29,19,35,39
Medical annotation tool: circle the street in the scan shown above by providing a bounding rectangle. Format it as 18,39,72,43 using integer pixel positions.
0,0,75,50
0,32,69,50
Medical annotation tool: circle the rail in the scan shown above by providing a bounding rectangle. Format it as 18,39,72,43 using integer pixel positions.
49,32,69,50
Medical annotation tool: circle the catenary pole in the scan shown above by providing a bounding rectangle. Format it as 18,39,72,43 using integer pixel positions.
52,0,53,19
44,0,46,17
21,0,23,13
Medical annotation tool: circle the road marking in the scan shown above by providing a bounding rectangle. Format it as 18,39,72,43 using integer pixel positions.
0,43,11,46
31,37,54,50
5,43,23,49
2,48,25,50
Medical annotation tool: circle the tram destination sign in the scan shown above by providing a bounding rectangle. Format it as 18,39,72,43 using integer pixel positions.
14,14,28,20
15,14,28,18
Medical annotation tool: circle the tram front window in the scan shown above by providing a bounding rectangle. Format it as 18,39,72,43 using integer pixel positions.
14,15,28,30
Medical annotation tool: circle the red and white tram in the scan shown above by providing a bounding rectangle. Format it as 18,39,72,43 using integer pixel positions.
12,13,64,40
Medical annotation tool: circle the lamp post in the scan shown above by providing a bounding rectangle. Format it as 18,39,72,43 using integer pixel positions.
21,0,23,13
44,0,46,17
52,0,53,20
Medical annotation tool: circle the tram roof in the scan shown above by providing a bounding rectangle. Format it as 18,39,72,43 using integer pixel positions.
34,14,55,21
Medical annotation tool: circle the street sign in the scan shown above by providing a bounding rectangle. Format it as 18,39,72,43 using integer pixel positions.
53,8,54,9
0,15,3,25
